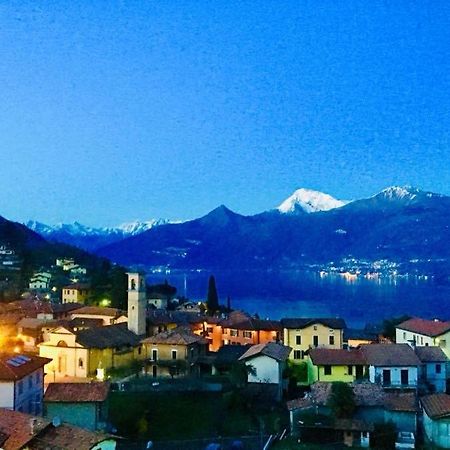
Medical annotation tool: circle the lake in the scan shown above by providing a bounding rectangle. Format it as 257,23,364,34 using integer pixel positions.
146,269,450,328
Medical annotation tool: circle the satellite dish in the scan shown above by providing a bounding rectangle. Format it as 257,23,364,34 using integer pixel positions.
52,416,62,427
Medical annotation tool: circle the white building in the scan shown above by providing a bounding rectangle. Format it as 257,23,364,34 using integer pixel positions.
361,344,421,388
239,342,291,400
0,354,50,415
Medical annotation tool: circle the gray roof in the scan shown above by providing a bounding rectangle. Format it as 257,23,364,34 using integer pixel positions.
281,318,346,330
361,344,421,366
415,346,448,363
75,323,142,349
239,342,291,362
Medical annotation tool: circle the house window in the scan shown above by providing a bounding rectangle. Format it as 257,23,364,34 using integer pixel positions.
421,336,424,345
348,365,353,375
295,335,302,345
171,350,177,360
313,325,317,331
329,336,335,345
78,358,84,368
324,366,332,375
403,332,406,339
152,349,158,361
436,364,442,374
293,350,302,360
243,331,252,339
230,329,239,337
313,336,319,347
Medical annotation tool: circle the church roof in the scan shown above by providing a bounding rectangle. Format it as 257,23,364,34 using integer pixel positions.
75,323,141,349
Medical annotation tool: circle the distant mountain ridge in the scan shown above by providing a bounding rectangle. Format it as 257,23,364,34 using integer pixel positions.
26,219,173,251
92,186,450,270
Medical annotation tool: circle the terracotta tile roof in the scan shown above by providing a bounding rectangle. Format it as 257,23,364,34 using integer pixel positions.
239,342,291,362
415,346,448,362
51,303,84,314
397,318,450,337
146,310,210,326
361,343,421,366
0,408,113,450
69,317,104,329
309,348,367,366
75,322,142,348
384,393,418,412
287,382,418,413
221,316,281,332
44,382,110,403
62,283,91,290
281,317,346,330
421,394,450,419
17,317,60,330
142,326,209,346
0,353,51,381
0,408,49,450
72,306,123,317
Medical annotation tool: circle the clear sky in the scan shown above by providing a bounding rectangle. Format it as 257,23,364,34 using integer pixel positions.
0,1,449,226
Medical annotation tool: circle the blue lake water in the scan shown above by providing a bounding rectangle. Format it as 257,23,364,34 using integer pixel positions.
146,269,450,328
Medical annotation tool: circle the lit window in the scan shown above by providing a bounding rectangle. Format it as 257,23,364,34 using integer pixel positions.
243,331,252,339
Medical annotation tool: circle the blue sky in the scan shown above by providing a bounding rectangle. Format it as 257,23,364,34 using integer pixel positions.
0,1,449,226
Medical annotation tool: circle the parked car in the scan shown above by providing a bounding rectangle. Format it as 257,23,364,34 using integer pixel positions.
395,431,415,449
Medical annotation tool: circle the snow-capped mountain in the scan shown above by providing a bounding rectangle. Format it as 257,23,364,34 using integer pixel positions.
374,185,443,201
26,219,172,251
277,188,349,214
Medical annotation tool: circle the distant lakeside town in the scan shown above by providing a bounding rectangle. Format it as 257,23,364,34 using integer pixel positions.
1,256,450,449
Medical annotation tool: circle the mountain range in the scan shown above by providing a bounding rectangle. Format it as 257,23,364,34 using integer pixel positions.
26,219,172,252
11,186,449,272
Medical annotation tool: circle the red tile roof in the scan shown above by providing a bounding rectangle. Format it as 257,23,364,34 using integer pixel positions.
361,343,421,366
72,306,123,317
0,408,113,450
0,408,49,450
421,394,450,419
44,382,110,403
397,318,450,337
309,348,367,366
0,354,51,381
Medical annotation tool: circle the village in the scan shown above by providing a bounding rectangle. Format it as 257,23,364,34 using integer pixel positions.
0,260,448,449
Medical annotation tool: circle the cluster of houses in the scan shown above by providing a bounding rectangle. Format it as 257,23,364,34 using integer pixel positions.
27,258,91,304
2,272,450,448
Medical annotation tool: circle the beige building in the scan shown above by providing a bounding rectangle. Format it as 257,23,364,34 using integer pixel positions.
62,283,92,304
281,318,346,362
141,327,208,378
71,306,127,326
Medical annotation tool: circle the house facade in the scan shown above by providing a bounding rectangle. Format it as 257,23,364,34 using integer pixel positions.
421,394,450,448
415,346,447,393
282,318,346,362
62,283,92,304
396,318,450,358
239,342,291,400
141,327,209,377
308,348,368,384
0,353,50,415
361,344,421,389
44,382,110,431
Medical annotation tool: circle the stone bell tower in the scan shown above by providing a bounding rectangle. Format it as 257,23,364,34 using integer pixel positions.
127,272,146,336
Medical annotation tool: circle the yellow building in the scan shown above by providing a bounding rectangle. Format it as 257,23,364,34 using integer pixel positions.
62,283,92,304
39,323,144,379
141,326,209,378
308,347,368,384
40,273,148,380
281,318,346,363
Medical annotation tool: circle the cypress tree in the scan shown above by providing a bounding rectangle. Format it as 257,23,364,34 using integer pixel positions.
207,275,219,312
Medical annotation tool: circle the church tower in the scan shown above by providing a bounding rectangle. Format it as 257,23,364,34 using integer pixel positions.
127,272,146,336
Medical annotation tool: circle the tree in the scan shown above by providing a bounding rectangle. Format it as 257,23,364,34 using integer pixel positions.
206,275,219,313
370,421,396,449
382,315,411,341
327,382,356,418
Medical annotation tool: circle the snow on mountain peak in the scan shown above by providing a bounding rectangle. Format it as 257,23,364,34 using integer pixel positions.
277,188,349,214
